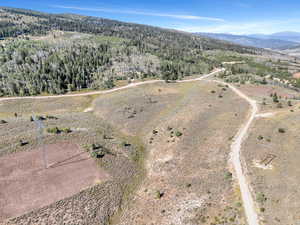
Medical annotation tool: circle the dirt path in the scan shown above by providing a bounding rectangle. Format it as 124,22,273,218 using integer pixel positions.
214,80,260,225
0,69,224,102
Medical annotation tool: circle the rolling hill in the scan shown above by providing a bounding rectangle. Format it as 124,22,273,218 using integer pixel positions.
0,6,261,96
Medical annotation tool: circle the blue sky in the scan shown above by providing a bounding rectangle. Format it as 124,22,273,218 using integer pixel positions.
1,0,300,34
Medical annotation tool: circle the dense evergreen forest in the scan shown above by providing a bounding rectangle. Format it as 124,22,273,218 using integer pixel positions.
0,7,261,96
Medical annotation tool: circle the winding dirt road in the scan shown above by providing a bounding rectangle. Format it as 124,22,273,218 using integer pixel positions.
214,80,260,225
0,67,260,225
0,69,223,102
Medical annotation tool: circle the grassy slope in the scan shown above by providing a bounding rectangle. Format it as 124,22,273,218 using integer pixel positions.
242,107,300,225
93,81,250,225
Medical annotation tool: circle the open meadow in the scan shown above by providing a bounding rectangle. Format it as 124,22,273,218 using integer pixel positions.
0,78,252,225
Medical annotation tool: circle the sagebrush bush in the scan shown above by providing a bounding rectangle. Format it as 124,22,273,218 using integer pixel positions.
47,127,60,134
175,131,183,137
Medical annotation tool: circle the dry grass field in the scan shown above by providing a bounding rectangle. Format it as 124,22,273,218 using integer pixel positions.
0,95,94,118
242,109,300,225
0,93,145,224
4,75,300,225
0,79,253,225
94,81,250,225
238,84,300,112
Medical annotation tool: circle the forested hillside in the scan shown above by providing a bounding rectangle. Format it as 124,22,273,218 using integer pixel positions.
0,7,262,96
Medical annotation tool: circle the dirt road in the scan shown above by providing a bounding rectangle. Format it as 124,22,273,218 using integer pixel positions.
0,69,224,102
214,80,260,225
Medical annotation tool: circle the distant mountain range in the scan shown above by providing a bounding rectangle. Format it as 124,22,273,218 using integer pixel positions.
196,32,300,50
249,32,300,42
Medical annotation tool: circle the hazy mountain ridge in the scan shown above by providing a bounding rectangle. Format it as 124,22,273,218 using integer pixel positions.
249,31,300,43
197,32,300,50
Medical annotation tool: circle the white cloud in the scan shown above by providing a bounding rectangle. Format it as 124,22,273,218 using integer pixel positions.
52,5,225,22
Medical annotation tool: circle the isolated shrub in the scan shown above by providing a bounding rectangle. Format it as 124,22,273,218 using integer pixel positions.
278,128,286,133
260,78,267,84
277,103,283,108
90,151,98,158
47,127,60,134
257,135,264,140
256,192,267,203
272,93,279,103
0,120,7,124
19,139,29,146
167,126,173,131
90,144,106,158
186,183,192,188
91,143,101,150
229,217,235,222
224,171,233,180
46,115,58,120
36,115,46,120
235,202,242,208
30,115,48,121
175,131,183,137
61,128,72,133
121,141,131,147
91,149,105,158
288,101,292,107
155,190,164,199
47,127,71,134
260,207,265,212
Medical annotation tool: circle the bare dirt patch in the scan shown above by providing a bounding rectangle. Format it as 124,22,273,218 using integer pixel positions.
0,142,109,222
